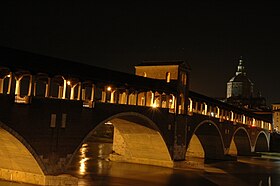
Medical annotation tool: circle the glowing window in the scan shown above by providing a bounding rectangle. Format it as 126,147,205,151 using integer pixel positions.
166,72,171,83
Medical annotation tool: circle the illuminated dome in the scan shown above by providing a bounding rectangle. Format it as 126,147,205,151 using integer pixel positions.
226,57,253,98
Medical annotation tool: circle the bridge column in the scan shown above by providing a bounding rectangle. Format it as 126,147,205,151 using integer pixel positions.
77,82,81,100
7,72,13,95
188,98,193,113
0,78,3,94
242,114,246,124
70,86,75,100
110,90,115,103
33,81,36,96
45,77,51,98
62,79,67,99
216,106,220,118
15,76,21,96
203,103,207,115
230,111,234,122
90,84,95,101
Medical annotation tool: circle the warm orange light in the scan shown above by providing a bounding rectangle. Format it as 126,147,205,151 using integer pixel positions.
152,102,157,108
67,80,71,85
7,74,10,78
107,86,112,91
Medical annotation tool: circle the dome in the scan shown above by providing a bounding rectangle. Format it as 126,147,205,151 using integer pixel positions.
229,74,253,85
226,57,254,98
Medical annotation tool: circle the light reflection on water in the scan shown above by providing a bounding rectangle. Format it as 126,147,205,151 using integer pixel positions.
79,143,89,175
67,142,280,186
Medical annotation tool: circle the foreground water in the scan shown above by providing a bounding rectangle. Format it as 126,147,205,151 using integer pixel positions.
1,142,280,185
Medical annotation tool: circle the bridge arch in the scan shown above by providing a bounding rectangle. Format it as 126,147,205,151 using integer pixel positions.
68,112,173,168
0,122,45,185
254,131,269,152
229,127,252,156
186,120,225,160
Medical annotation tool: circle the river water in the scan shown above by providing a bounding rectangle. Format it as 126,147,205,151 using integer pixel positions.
1,141,280,185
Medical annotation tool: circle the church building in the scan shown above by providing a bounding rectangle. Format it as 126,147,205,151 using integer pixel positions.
225,57,267,111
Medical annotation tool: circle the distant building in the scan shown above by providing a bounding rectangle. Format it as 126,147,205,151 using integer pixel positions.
225,57,268,111
272,103,280,132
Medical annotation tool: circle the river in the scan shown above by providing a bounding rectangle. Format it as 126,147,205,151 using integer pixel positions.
1,141,280,185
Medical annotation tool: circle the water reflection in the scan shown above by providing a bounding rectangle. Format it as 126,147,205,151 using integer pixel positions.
79,143,90,175
67,142,280,186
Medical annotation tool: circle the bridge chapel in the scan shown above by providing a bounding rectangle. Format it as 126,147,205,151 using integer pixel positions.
135,60,191,115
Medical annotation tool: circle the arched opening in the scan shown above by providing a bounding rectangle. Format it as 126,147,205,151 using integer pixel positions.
128,92,137,105
50,75,64,99
67,112,173,175
146,91,153,107
18,75,32,97
255,132,269,152
34,74,49,97
186,121,225,161
0,126,45,185
0,67,11,94
137,91,146,106
153,91,161,108
229,128,252,156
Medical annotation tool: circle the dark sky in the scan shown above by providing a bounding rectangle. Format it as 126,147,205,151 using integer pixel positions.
1,2,280,105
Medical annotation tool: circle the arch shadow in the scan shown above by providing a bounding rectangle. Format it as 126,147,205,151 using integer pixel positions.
254,131,269,152
186,120,225,160
229,127,252,156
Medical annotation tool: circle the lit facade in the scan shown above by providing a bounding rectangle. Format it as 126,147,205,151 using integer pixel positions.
135,60,190,114
272,103,280,132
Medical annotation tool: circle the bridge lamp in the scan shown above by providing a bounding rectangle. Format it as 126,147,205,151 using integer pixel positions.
210,112,215,117
107,86,112,91
67,80,71,86
105,121,112,125
152,102,157,108
6,74,10,78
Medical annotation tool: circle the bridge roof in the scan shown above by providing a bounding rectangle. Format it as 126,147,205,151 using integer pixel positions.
0,46,176,93
135,60,191,69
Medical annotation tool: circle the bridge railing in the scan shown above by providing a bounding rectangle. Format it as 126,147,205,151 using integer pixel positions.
188,98,272,131
0,67,181,113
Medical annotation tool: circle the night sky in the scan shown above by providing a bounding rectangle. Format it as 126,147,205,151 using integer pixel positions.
1,2,280,105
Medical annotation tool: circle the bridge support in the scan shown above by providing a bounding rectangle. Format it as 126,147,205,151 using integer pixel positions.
0,126,78,186
109,118,174,168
